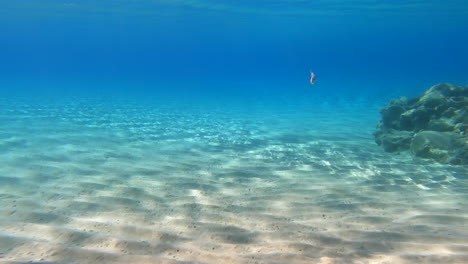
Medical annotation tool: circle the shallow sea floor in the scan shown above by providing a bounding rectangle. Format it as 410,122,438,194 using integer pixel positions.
0,97,467,264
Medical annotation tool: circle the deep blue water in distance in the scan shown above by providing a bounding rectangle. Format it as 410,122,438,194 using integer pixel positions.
0,1,467,100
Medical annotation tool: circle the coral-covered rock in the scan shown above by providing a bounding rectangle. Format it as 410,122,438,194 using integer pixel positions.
374,83,467,165
374,129,413,152
410,131,464,164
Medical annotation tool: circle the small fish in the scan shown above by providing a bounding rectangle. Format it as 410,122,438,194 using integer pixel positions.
309,71,316,85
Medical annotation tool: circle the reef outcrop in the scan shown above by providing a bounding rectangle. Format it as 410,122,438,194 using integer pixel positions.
374,83,467,165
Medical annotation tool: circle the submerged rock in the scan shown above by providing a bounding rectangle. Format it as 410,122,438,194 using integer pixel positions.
411,131,464,164
374,83,467,165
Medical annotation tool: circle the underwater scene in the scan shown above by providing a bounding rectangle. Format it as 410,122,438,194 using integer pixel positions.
0,1,467,264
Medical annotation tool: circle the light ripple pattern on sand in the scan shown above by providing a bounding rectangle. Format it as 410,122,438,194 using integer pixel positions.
0,98,467,264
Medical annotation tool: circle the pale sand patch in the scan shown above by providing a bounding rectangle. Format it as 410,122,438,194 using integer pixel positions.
0,100,467,264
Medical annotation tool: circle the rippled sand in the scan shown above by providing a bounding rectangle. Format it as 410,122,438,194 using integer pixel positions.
0,98,467,264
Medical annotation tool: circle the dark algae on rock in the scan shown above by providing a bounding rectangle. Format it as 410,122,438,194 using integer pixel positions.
374,83,467,165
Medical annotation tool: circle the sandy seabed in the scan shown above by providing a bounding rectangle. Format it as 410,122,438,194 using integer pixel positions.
0,98,467,264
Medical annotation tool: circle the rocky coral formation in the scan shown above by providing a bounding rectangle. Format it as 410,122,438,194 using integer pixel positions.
374,83,467,165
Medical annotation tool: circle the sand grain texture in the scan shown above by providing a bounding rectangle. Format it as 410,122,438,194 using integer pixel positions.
0,98,467,264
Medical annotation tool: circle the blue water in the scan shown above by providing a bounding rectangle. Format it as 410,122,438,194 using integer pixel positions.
0,1,467,263
1,1,467,99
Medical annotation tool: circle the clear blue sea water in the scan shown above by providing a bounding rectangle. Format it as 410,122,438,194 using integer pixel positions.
1,0,467,99
0,1,467,263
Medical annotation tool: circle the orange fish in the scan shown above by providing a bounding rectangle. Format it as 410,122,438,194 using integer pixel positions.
309,71,316,85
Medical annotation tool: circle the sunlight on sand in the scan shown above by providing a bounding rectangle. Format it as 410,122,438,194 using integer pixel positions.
0,99,466,263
